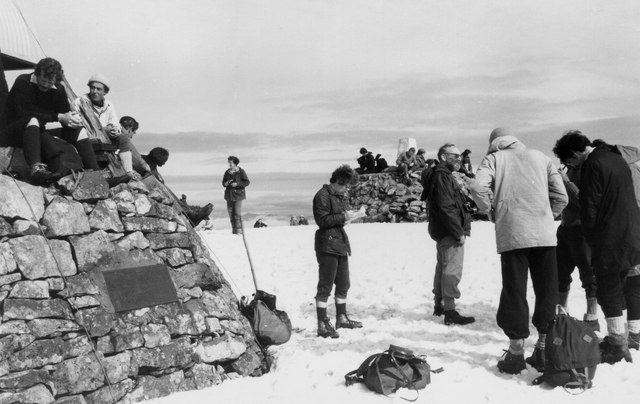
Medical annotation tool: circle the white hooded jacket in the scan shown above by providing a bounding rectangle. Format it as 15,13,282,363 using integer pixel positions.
470,136,568,253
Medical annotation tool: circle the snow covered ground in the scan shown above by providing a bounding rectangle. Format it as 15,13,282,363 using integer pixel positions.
150,222,639,404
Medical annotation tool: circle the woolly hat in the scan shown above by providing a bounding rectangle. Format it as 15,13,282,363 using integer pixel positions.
87,73,110,92
360,147,367,154
417,148,426,154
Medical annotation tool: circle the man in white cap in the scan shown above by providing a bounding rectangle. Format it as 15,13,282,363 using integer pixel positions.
74,74,138,178
470,127,568,376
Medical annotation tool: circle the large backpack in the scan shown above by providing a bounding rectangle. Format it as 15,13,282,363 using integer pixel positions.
240,290,291,347
345,345,440,401
533,307,600,391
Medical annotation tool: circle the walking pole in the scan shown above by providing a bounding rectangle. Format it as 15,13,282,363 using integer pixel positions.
239,216,260,291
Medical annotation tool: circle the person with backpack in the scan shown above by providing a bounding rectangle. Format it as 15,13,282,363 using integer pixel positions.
470,128,567,375
553,131,640,363
423,143,474,325
312,165,364,338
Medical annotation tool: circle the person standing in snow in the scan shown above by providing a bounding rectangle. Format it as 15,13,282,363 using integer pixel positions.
222,155,250,235
312,165,364,338
553,131,640,363
554,163,599,335
423,143,474,325
470,128,567,375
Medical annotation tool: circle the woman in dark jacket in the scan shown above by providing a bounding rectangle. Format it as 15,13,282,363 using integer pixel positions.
222,155,250,234
312,165,363,338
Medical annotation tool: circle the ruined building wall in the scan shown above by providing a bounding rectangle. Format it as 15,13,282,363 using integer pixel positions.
0,173,264,403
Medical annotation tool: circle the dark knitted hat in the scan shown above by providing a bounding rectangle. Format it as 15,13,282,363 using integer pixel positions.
360,147,367,154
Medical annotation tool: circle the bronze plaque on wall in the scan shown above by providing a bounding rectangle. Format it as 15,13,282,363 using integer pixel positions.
103,264,178,312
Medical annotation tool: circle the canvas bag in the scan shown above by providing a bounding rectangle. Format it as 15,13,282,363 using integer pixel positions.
41,133,83,176
345,345,438,401
533,307,600,392
240,290,291,347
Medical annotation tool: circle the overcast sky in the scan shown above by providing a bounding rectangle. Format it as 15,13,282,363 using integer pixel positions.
10,0,640,179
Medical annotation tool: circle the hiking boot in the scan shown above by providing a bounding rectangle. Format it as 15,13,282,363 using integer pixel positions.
599,335,633,364
433,304,444,317
336,314,363,329
628,332,640,351
497,350,526,374
30,163,60,184
525,346,545,372
317,318,339,339
444,310,475,326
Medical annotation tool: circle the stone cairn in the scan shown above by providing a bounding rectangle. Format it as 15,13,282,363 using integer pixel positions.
347,171,475,223
0,172,265,403
347,173,427,223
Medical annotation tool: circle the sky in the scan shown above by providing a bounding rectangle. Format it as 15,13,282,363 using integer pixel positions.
5,0,640,206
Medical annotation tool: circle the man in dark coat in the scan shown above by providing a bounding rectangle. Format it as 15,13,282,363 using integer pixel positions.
554,130,640,364
222,155,250,235
423,143,474,325
312,165,364,338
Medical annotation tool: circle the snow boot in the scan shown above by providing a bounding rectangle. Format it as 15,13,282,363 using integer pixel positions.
444,310,475,325
497,350,526,374
599,335,632,364
317,318,339,339
525,346,545,372
629,332,640,351
336,314,363,329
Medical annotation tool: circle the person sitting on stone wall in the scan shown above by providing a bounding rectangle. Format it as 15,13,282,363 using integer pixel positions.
1,57,100,183
415,148,427,170
356,147,376,174
74,74,144,180
117,115,153,180
374,153,389,172
459,149,474,178
396,147,417,183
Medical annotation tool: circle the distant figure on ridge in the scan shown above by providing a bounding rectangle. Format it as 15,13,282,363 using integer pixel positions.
374,153,388,173
312,164,365,339
223,155,250,235
298,216,309,225
459,149,474,178
396,147,416,183
254,219,267,228
415,148,427,170
356,147,375,174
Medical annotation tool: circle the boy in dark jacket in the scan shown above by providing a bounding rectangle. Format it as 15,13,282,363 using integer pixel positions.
424,143,474,325
356,147,376,173
312,165,364,338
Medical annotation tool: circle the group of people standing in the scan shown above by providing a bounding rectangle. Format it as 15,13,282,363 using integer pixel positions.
314,127,640,380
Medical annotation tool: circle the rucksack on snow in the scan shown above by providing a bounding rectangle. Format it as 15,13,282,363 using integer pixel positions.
533,307,600,391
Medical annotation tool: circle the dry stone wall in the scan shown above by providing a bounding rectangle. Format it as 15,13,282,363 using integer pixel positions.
347,173,428,223
0,173,265,403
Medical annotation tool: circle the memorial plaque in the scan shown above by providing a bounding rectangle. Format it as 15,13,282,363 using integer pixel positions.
103,264,178,312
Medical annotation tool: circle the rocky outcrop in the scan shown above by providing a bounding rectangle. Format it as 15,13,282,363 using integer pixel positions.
347,173,428,223
0,172,264,403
